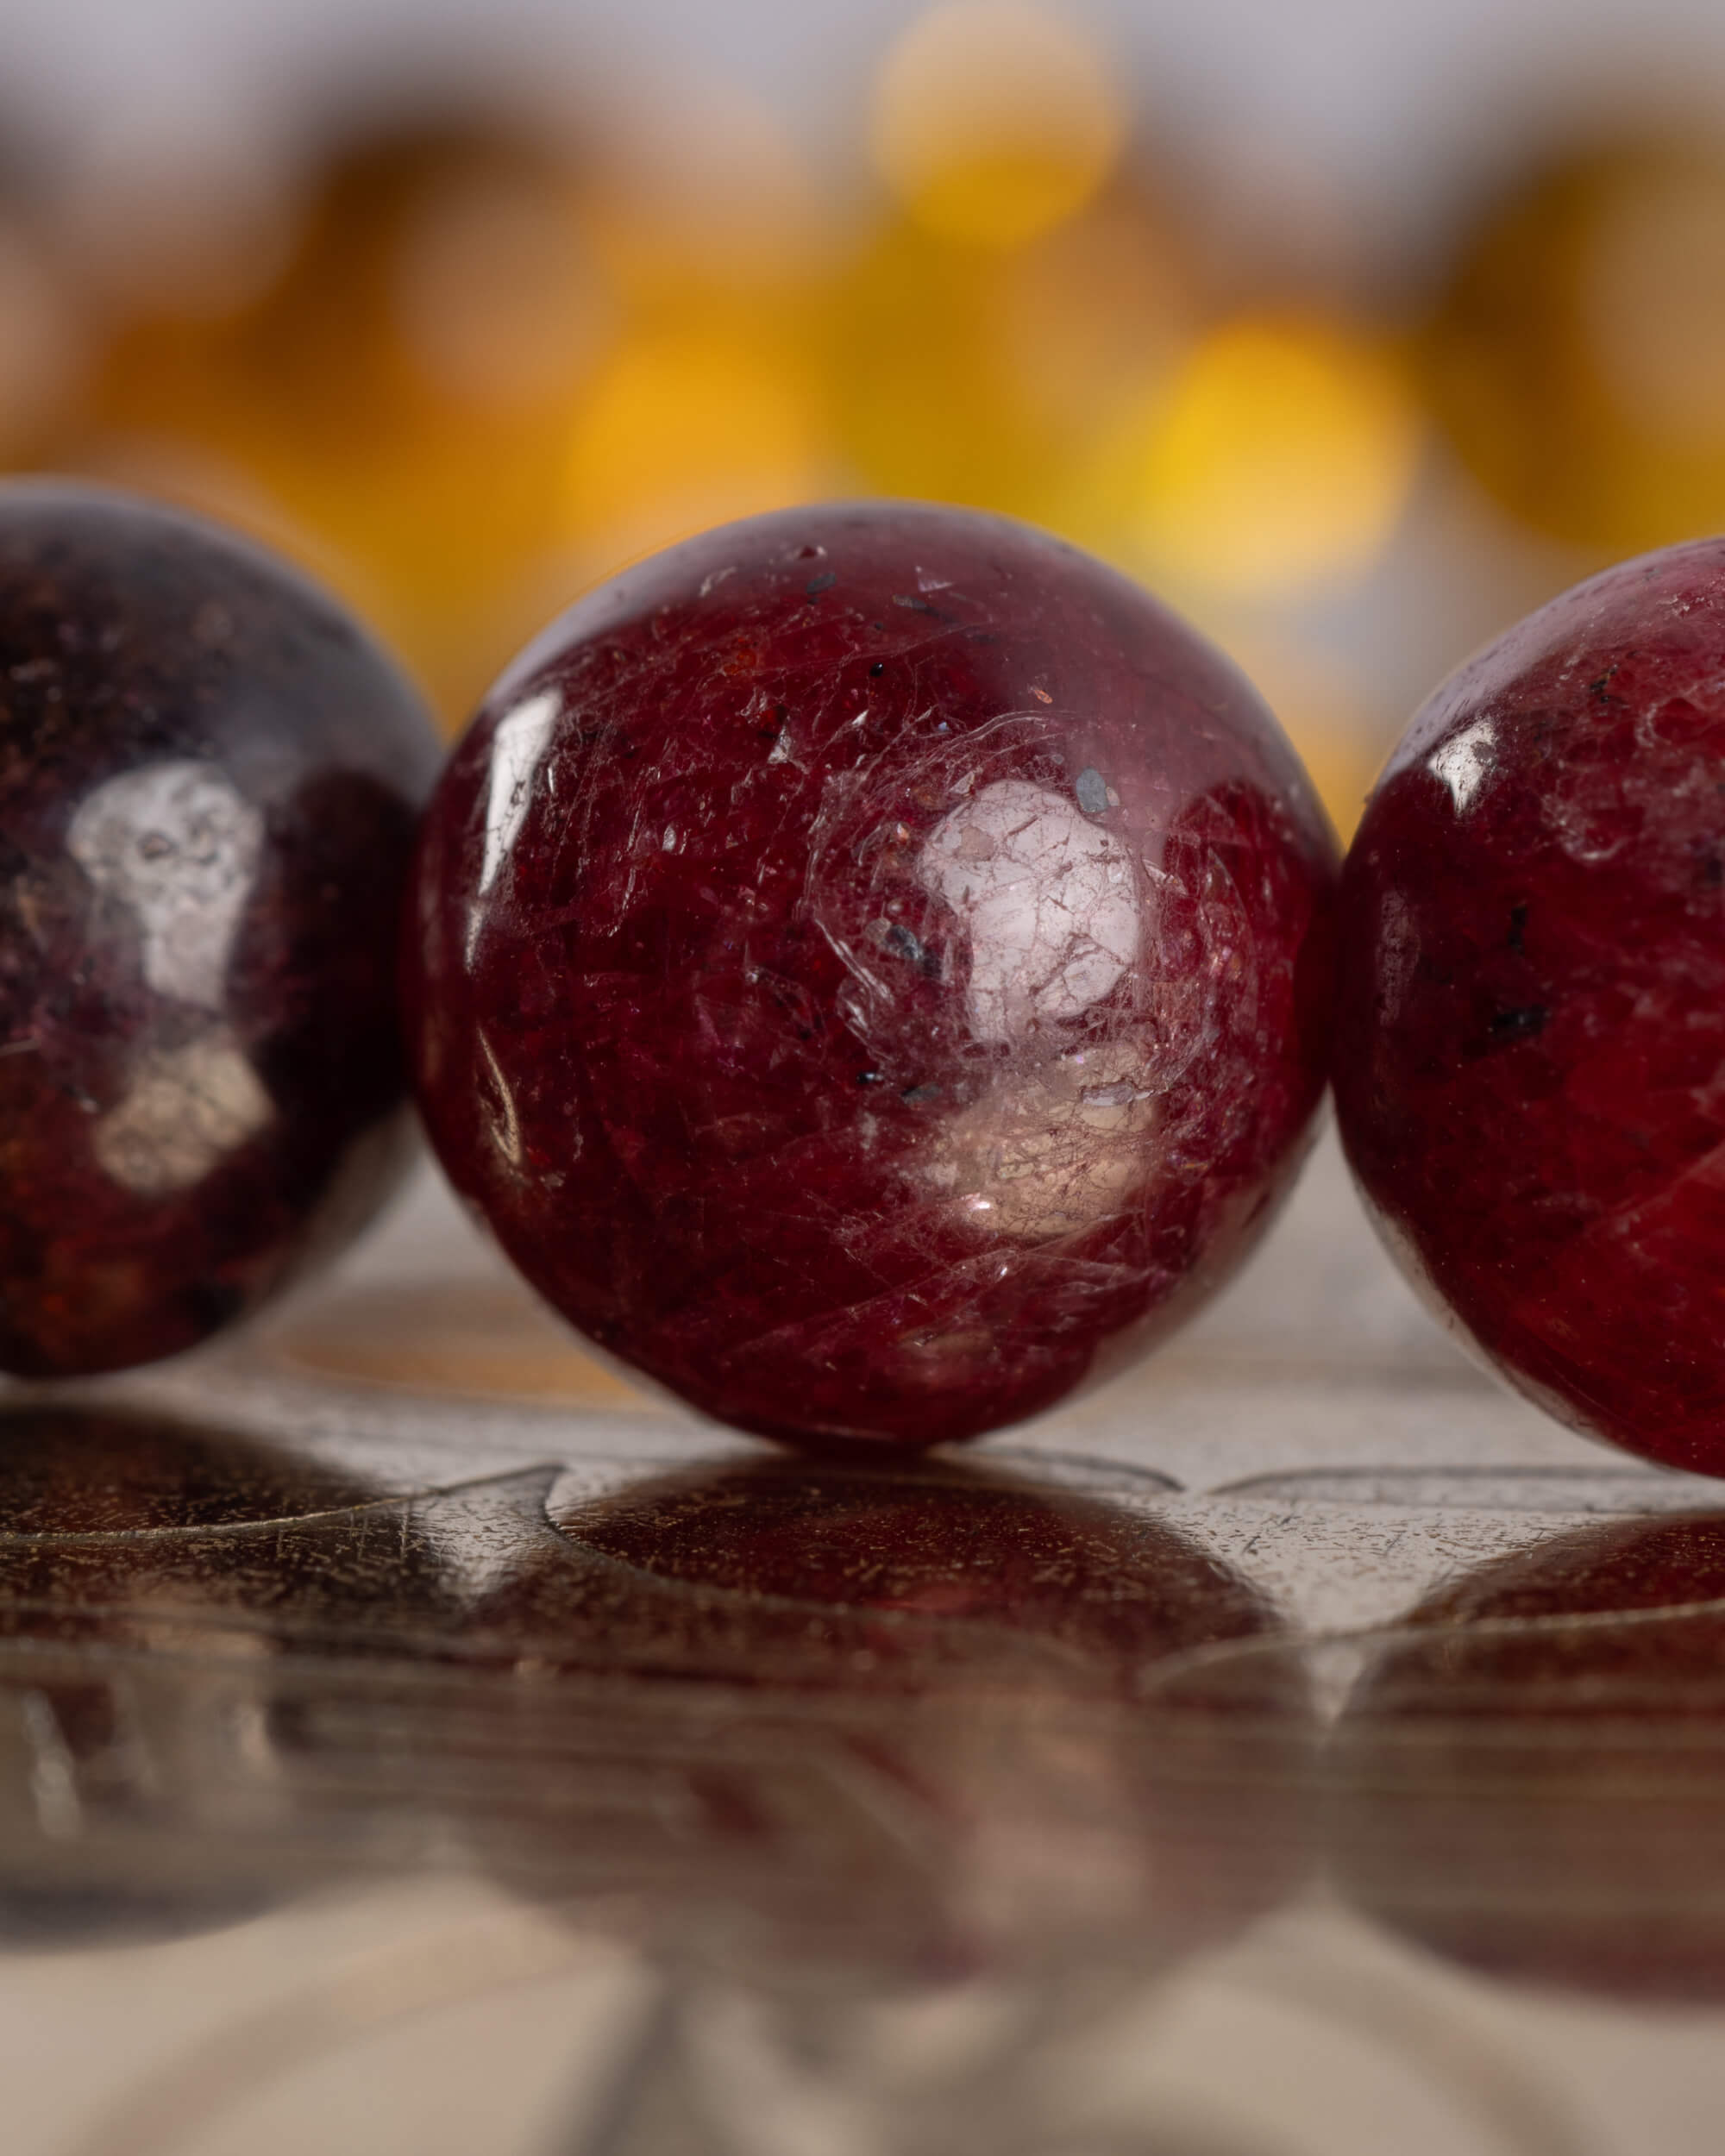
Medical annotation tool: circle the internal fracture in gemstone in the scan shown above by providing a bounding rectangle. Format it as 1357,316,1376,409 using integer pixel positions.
406,503,1336,1448
1336,536,1725,1476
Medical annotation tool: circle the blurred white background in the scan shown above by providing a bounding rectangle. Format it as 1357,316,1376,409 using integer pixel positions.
10,0,1725,273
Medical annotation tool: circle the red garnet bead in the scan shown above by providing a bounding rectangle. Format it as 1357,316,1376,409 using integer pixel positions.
1335,536,1725,1476
406,503,1336,1449
0,482,438,1376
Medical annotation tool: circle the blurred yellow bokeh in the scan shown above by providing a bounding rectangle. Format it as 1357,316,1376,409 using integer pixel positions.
827,183,1195,532
1425,136,1725,555
78,120,615,724
580,84,836,299
870,2,1126,249
28,37,1450,812
1106,315,1425,601
563,311,836,576
0,205,87,467
1215,628,1381,839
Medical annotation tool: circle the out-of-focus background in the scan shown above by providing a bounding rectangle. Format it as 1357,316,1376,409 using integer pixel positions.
7,0,1725,826
16,14,1725,2153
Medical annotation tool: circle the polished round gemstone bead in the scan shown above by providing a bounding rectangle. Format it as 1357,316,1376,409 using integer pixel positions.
0,482,439,1376
406,502,1336,1449
1335,537,1725,1476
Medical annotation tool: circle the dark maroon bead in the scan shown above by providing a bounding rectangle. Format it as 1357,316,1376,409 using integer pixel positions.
0,482,438,1376
1336,537,1725,1476
406,503,1336,1449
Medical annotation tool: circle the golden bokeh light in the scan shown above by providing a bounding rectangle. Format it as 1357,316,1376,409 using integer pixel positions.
388,154,614,410
78,120,616,724
583,82,837,298
562,310,836,576
827,183,1196,531
1217,627,1381,840
0,211,87,464
869,2,1126,249
1425,137,1725,554
988,184,1198,439
1109,315,1424,601
45,45,1425,830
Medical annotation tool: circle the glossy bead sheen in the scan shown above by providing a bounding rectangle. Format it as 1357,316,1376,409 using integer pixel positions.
0,484,438,1376
409,504,1334,1448
1336,537,1725,1475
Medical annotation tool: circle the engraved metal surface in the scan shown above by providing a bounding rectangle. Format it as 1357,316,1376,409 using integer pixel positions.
4,1131,1725,2154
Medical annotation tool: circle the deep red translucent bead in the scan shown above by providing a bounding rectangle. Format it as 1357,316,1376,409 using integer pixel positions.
406,503,1336,1449
1336,537,1725,1475
0,483,438,1376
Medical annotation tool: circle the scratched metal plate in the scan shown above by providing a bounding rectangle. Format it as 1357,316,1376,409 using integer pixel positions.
3,1128,1725,2156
